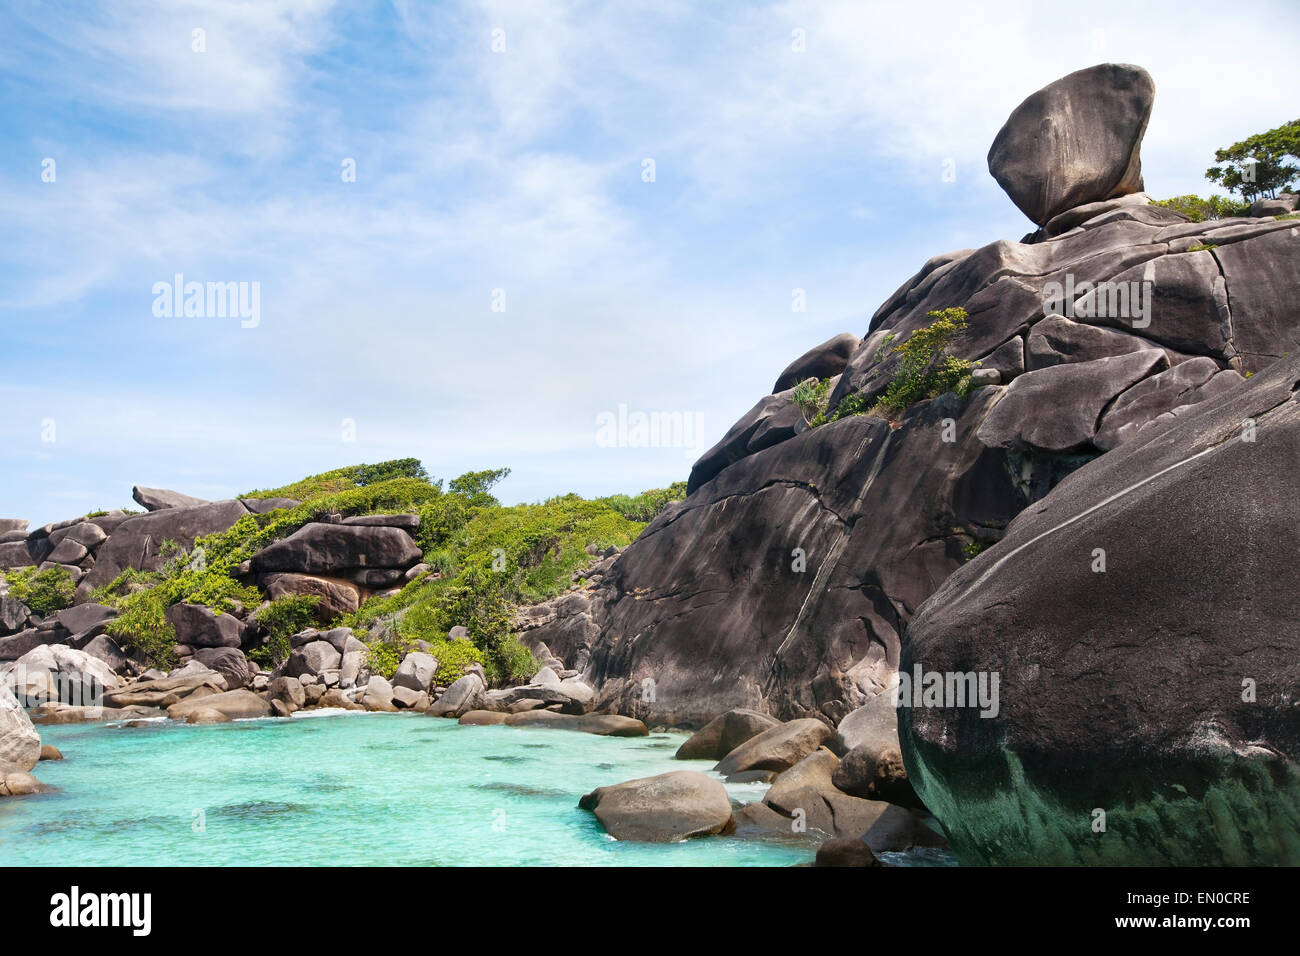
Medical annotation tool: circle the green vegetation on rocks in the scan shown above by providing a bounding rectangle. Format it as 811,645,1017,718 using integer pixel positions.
249,594,321,667
87,457,679,680
793,308,974,427
0,566,76,616
1152,194,1252,221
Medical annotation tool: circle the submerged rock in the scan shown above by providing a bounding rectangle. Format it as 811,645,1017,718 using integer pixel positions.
815,837,883,867
502,710,648,736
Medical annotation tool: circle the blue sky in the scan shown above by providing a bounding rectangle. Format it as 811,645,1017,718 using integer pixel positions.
2,0,1298,527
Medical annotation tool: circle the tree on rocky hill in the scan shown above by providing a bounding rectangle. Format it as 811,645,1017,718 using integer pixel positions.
1205,118,1300,200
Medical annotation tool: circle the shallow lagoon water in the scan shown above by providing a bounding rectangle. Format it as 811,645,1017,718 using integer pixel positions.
1,711,824,867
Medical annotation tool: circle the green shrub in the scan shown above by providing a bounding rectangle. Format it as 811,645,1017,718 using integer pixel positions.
492,635,538,683
596,481,688,522
249,594,321,667
869,307,973,418
104,588,174,668
242,458,434,501
791,377,833,426
427,638,488,684
2,566,76,616
364,637,409,680
1152,194,1251,222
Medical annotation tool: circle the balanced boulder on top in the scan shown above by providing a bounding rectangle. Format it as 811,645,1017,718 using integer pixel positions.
988,63,1154,226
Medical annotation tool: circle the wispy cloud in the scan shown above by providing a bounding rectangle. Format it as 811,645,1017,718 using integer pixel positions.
2,0,1298,526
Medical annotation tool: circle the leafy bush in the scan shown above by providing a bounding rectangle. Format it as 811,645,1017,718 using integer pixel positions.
2,566,76,616
869,307,973,418
791,377,833,426
351,488,644,682
1152,194,1251,222
249,594,321,667
596,482,688,522
242,458,435,501
427,638,488,684
104,587,174,668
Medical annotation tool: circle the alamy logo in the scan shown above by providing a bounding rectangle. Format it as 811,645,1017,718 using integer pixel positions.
152,274,260,328
49,886,151,936
893,663,1000,718
595,404,704,453
1041,269,1153,329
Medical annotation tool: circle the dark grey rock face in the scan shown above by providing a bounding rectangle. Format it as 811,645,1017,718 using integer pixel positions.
564,132,1300,732
976,349,1168,453
581,388,1024,727
772,333,861,392
900,353,1300,864
132,486,210,511
685,388,808,494
988,63,1154,226
166,603,243,649
250,523,421,575
79,500,251,595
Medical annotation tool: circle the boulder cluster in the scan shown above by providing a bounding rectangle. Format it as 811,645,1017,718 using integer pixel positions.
576,703,942,864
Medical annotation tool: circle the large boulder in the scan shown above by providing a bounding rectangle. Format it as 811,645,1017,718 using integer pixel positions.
976,349,1168,452
391,651,439,693
714,718,835,776
427,673,486,718
676,708,782,760
772,333,861,392
79,635,129,674
753,749,944,850
284,640,342,680
193,647,254,689
0,541,35,567
579,771,734,842
250,523,422,575
3,644,121,706
988,63,1154,225
0,683,41,772
166,603,243,649
167,689,271,721
260,573,360,621
900,352,1300,865
686,388,808,494
132,486,210,511
80,500,251,595
56,603,117,638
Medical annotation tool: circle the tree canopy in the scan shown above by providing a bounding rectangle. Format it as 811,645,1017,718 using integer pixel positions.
1205,119,1300,201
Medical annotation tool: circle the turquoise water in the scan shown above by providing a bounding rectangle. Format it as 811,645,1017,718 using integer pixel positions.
1,711,822,867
